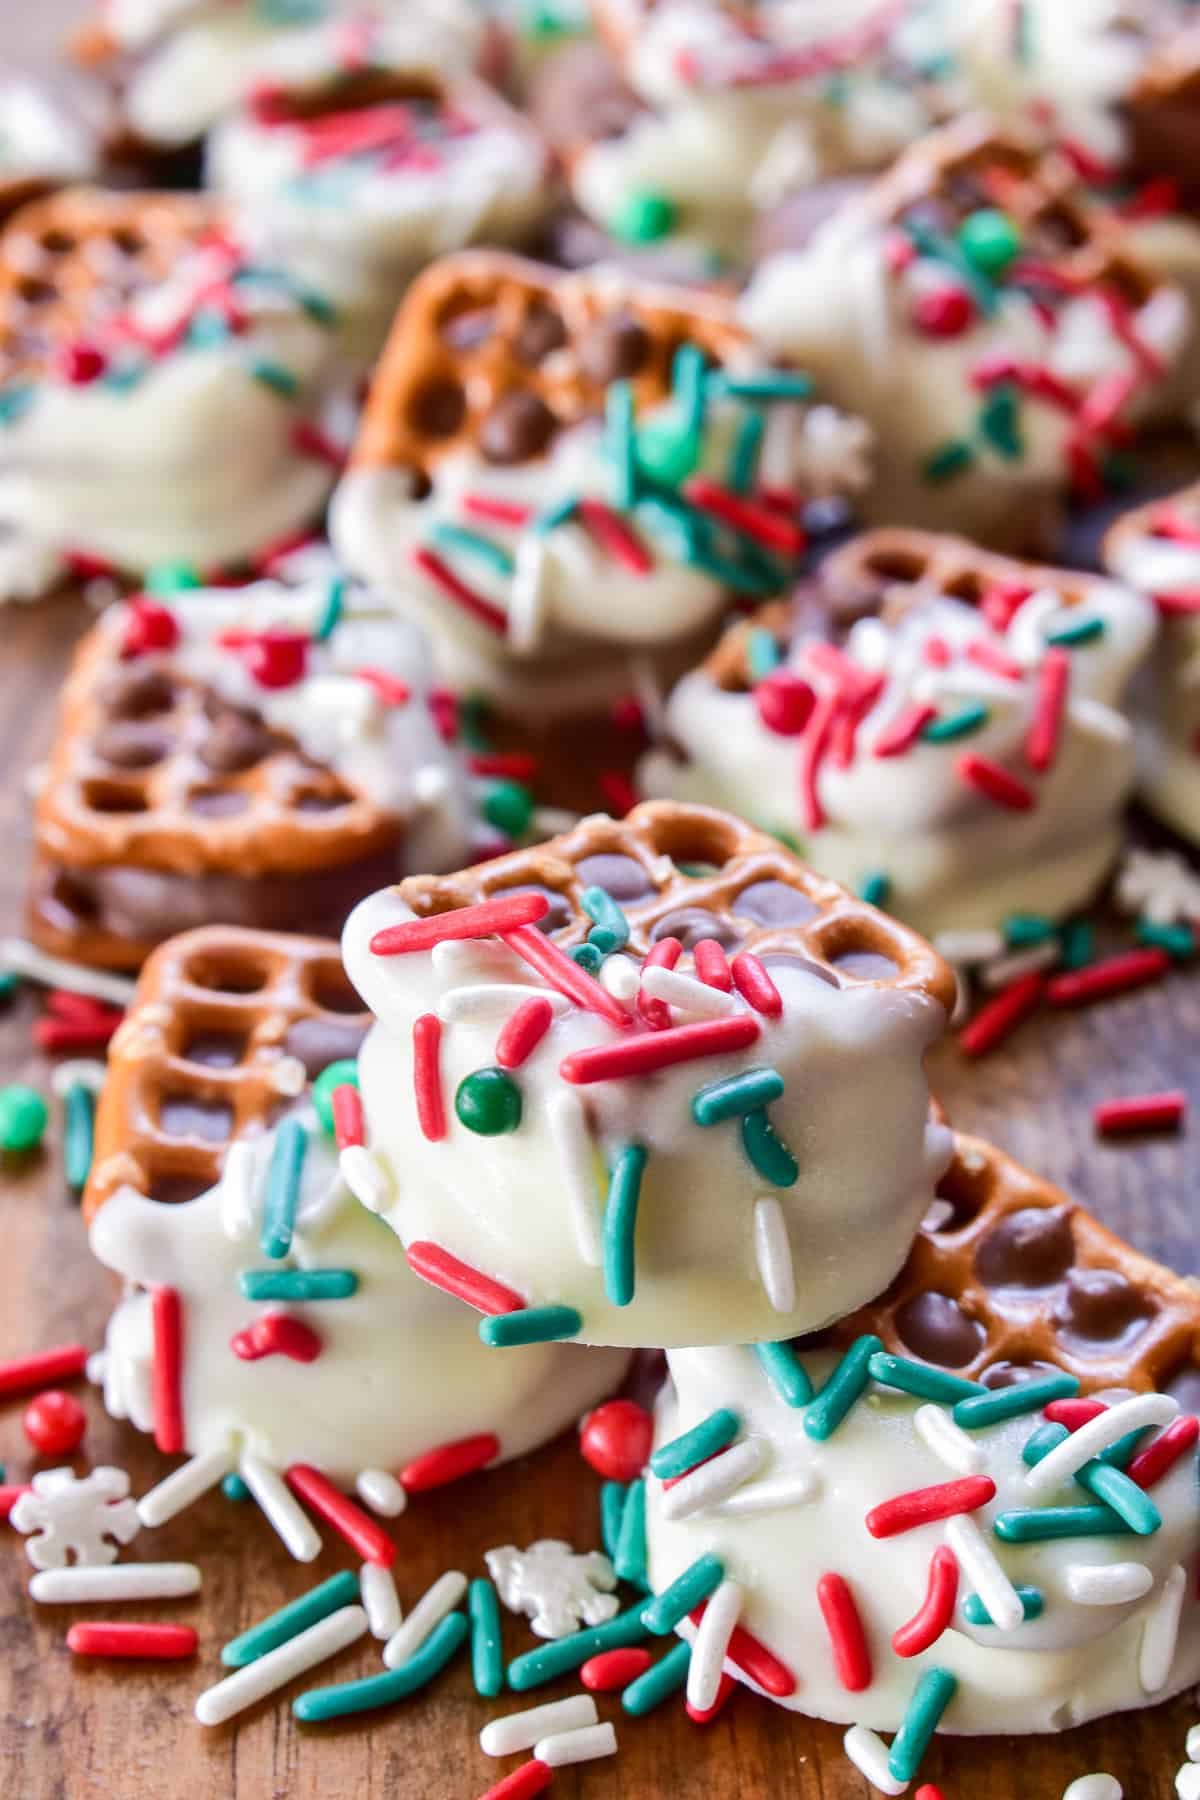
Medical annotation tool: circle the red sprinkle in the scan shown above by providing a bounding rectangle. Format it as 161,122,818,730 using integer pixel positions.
915,1788,948,1800
578,498,654,574
1025,647,1070,773
285,1464,396,1566
685,1670,736,1723
1094,1091,1186,1136
401,1431,500,1493
560,1013,759,1085
151,1288,185,1455
413,545,507,635
412,1013,446,1141
241,627,308,690
1047,948,1170,1007
755,670,815,737
600,769,639,817
686,477,806,556
24,1389,87,1456
59,341,107,385
958,972,1045,1058
0,1344,89,1397
469,751,538,781
956,751,1035,811
693,939,731,991
355,666,410,707
291,420,345,468
462,493,533,527
816,1572,872,1692
638,936,681,1032
0,1484,31,1520
796,688,839,830
503,923,632,1032
730,952,782,1018
47,989,117,1023
331,1083,365,1151
579,1399,653,1483
496,995,554,1070
232,1313,323,1363
980,580,1034,632
581,1646,653,1691
871,702,939,759
913,286,973,337
406,1242,524,1317
370,892,549,955
866,1475,996,1538
67,1622,198,1660
33,1016,121,1052
892,1545,959,1658
1045,1398,1107,1431
966,639,1025,682
478,1762,552,1800
688,1605,796,1697
1153,590,1200,617
120,596,180,659
1127,1415,1200,1490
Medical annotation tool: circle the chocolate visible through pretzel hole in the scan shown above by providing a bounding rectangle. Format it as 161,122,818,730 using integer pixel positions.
574,853,656,902
1054,1268,1154,1352
975,1205,1075,1292
480,390,557,464
894,1291,986,1368
732,879,820,927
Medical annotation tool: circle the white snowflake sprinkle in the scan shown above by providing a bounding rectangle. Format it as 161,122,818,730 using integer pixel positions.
11,1466,141,1569
485,1539,619,1639
1114,848,1200,926
792,405,874,497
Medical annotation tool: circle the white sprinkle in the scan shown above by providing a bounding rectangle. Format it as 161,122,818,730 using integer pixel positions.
715,1467,822,1515
219,1140,260,1242
31,1562,201,1603
137,1446,233,1528
1179,1765,1200,1800
1063,1777,1122,1800
413,763,452,807
843,1723,909,1795
360,1562,402,1641
1140,1563,1187,1695
438,983,567,1023
383,1570,467,1669
661,1438,766,1522
533,1722,618,1767
339,1144,393,1215
0,937,136,1007
86,1350,107,1387
239,1453,322,1563
547,1089,603,1267
195,1603,367,1726
980,939,1062,989
49,1058,107,1098
1065,1561,1154,1606
934,928,1004,965
687,1578,743,1713
355,1468,407,1518
1024,1394,1179,1500
1187,1722,1200,1760
946,1514,1024,1632
268,1054,308,1097
914,1404,985,1475
640,965,739,1017
480,1694,598,1757
508,536,549,653
752,1195,796,1313
599,954,641,1003
920,1198,956,1233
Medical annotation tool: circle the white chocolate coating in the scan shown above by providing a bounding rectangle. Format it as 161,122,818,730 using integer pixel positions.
641,575,1156,935
91,1106,628,1483
0,80,95,186
341,883,952,1348
645,1345,1200,1734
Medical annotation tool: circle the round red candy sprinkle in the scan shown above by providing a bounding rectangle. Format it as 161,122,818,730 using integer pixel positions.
913,286,973,337
755,671,815,737
242,628,308,689
121,597,179,658
24,1388,87,1456
60,342,107,385
579,1398,653,1483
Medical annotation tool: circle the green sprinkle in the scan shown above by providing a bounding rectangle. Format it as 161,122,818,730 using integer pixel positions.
1135,918,1195,960
251,359,300,398
0,971,18,1004
294,1611,467,1720
740,1107,798,1186
889,1667,958,1783
0,1084,48,1154
612,189,677,244
650,1408,740,1480
582,887,630,948
1075,1461,1161,1535
1059,918,1095,969
963,1585,1042,1627
672,343,707,438
728,408,764,494
978,382,1022,460
1045,614,1104,648
958,208,1021,277
482,779,535,839
718,373,814,403
953,1372,1078,1430
604,1142,647,1309
461,692,493,751
479,1304,582,1347
588,927,624,956
145,560,202,594
1098,1427,1150,1469
614,1479,647,1587
456,1067,522,1136
508,1603,649,1690
0,385,34,425
858,872,891,909
260,1118,307,1260
692,1068,785,1127
311,1059,358,1136
222,1570,359,1668
534,495,579,536
606,380,638,511
747,627,783,683
904,218,998,314
430,521,514,577
995,1504,1135,1542
1021,1421,1067,1466
754,1340,813,1407
1004,913,1056,948
601,1480,627,1561
641,1553,725,1636
188,310,230,348
867,1352,985,1405
313,575,345,640
635,419,701,487
63,1083,94,1193
921,439,974,483
804,1335,883,1442
571,942,604,974
622,1640,691,1714
222,1473,250,1503
469,1578,503,1698
238,1268,358,1302
923,701,989,743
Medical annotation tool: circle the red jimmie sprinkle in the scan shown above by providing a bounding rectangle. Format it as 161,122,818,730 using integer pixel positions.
412,545,507,635
688,1605,796,1697
866,1475,996,1539
503,923,632,1032
242,628,309,690
469,751,538,781
685,477,806,556
815,1573,872,1692
639,936,681,1032
24,1389,87,1456
33,1016,122,1052
47,989,116,1023
560,1013,760,1084
150,1288,185,1455
1025,647,1071,773
956,751,1035,811
239,1313,323,1363
1044,1398,1107,1431
285,1464,396,1566
1127,1415,1200,1491
331,1083,365,1151
730,952,783,1018
686,1671,736,1723
959,971,1045,1058
462,492,533,527
797,689,839,830
966,639,1025,682
693,939,732,991
1094,1091,1186,1137
67,1622,198,1660
578,498,654,574
581,1646,653,1691
1153,590,1200,617
370,891,549,955
120,596,179,659
406,1242,524,1316
495,995,554,1070
412,1013,446,1141
871,702,938,758
355,666,410,708
892,1545,959,1658
1047,948,1170,1008
401,1431,500,1493
0,1343,89,1397
579,1399,653,1483
478,1762,553,1800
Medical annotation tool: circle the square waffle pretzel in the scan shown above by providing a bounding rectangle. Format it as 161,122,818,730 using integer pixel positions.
396,797,955,1009
84,924,371,1226
30,615,406,969
0,187,220,384
350,249,748,479
826,1128,1200,1398
1103,476,1200,569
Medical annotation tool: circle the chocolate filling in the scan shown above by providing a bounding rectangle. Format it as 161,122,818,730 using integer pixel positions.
574,852,656,902
894,1291,986,1368
974,1205,1075,1292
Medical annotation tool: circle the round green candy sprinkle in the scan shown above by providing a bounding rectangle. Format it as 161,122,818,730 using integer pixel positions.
222,1473,250,1503
740,1107,798,1187
754,1340,813,1408
145,560,203,594
958,208,1021,276
0,1085,48,1153
507,1602,649,1690
614,1478,647,1587
455,1067,522,1136
600,1480,627,1561
804,1335,883,1442
953,1371,1078,1430
994,1504,1134,1542
1059,918,1095,969
571,942,605,974
222,1570,359,1668
635,414,700,485
479,1304,582,1347
469,1577,503,1698
962,1585,1042,1627
650,1407,740,1480
293,1610,468,1720
612,189,677,244
868,1352,984,1405
311,1059,359,1135
888,1666,958,1783
692,1068,784,1128
621,1640,691,1715
641,1554,725,1636
483,780,535,839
